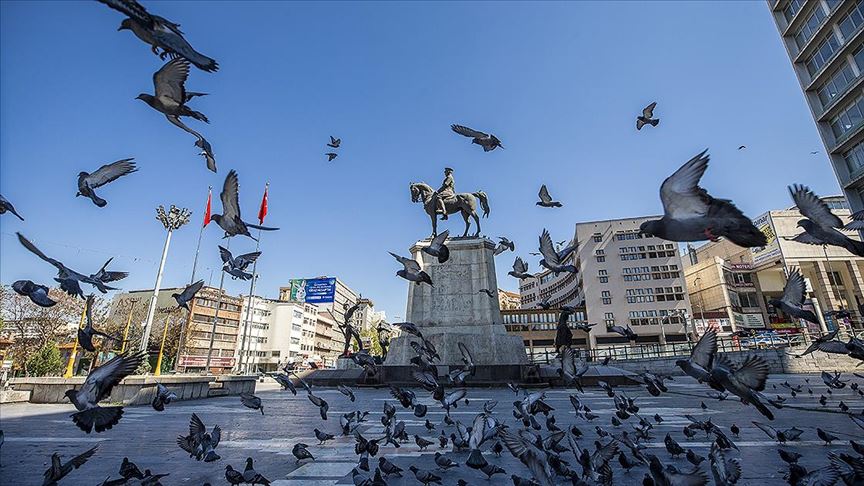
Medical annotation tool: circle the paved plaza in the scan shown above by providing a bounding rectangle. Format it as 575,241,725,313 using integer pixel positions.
1,373,862,485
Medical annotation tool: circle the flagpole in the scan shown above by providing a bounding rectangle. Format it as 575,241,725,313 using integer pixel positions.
175,186,211,373
237,182,269,374
204,237,229,373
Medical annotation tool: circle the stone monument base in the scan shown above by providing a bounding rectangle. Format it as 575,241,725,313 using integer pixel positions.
384,327,529,366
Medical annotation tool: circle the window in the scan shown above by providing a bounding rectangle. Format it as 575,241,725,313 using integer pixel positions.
817,62,857,108
830,95,864,139
828,271,844,286
795,6,827,49
855,44,864,72
839,0,864,39
599,276,608,283
845,141,864,174
602,298,612,305
738,292,759,308
601,290,611,297
595,249,604,255
784,0,804,22
593,233,602,243
596,256,606,263
806,33,841,76
598,269,607,276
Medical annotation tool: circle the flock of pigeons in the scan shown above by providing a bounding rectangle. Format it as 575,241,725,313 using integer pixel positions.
2,2,864,486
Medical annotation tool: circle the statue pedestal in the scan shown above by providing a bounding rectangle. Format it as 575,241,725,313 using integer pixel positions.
384,237,528,373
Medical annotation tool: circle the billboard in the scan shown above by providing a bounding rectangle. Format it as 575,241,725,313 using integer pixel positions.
750,212,782,268
287,278,336,304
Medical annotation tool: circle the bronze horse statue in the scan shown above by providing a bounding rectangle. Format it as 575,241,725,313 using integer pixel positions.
410,182,489,237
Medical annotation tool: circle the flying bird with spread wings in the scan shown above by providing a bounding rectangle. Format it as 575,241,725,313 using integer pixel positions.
787,184,864,257
390,252,433,286
451,124,503,152
77,158,138,207
209,170,279,240
17,233,119,297
219,246,261,280
535,184,562,208
636,101,659,130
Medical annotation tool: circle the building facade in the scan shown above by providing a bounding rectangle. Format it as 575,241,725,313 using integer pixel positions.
502,307,588,362
688,196,864,333
498,289,521,310
518,217,693,349
683,257,771,335
768,0,864,212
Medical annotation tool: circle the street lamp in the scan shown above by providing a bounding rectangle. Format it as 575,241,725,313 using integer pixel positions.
140,205,191,353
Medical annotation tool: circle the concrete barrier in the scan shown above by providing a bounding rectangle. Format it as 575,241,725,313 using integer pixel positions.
7,374,257,404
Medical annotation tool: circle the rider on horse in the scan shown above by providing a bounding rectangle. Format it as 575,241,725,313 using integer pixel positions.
435,167,456,220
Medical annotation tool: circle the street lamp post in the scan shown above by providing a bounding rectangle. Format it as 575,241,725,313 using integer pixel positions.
140,205,191,353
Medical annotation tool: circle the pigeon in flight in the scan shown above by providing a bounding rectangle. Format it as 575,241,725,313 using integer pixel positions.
210,170,279,240
138,58,209,122
539,229,577,275
508,257,532,279
494,236,515,255
737,145,746,150
676,330,716,382
536,185,562,208
0,194,23,220
326,152,338,162
639,151,767,248
151,382,177,411
390,252,433,286
636,102,659,130
787,184,864,256
78,294,123,352
608,325,638,341
12,280,57,307
768,269,819,325
451,124,503,152
77,158,137,207
844,209,864,230
42,446,98,486
709,354,774,420
422,229,450,263
17,233,117,296
89,258,128,285
478,289,496,298
219,246,260,280
166,115,217,173
172,280,204,310
177,413,221,462
327,136,341,148
240,393,265,415
98,0,219,72
64,351,147,433
337,385,356,402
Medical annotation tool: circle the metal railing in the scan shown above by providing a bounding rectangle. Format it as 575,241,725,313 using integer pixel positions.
526,328,864,365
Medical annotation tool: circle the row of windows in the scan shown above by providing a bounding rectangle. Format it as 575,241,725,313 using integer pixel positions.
839,1,864,41
783,0,804,23
619,250,676,261
804,2,863,78
190,330,235,342
795,3,827,49
614,232,642,241
729,291,760,308
845,140,864,174
195,298,241,313
627,296,654,304
629,316,685,327
192,315,240,327
817,60,857,108
830,94,864,139
184,347,234,357
623,271,681,281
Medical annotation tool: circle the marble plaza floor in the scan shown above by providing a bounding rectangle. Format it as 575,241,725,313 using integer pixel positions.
0,373,862,485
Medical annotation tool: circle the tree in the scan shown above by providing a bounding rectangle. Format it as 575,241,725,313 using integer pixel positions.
0,285,84,376
360,325,383,357
25,342,63,376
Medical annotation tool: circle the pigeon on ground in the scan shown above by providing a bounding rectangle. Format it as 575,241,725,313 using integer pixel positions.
119,457,144,480
18,233,118,297
709,355,774,420
42,446,98,486
76,158,137,207
409,465,442,485
0,194,24,220
415,435,435,450
219,246,260,280
242,457,270,485
390,252,433,286
314,428,334,445
422,230,450,263
508,257,532,279
326,153,338,162
675,330,716,382
494,237,515,255
210,170,279,240
536,185,562,208
225,465,245,485
636,102,659,130
65,351,147,433
177,413,221,462
816,428,839,445
787,184,864,256
730,424,739,437
639,151,766,248
240,393,264,415
78,294,123,352
151,383,177,411
172,280,204,310
378,457,403,476
451,124,503,152
327,136,341,148
664,434,685,458
99,0,219,71
12,280,57,307
539,229,577,275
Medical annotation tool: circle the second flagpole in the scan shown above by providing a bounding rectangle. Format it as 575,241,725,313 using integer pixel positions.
237,182,269,374
175,185,211,373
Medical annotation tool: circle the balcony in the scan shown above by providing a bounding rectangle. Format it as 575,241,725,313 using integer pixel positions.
832,119,864,153
805,25,864,91
817,73,864,121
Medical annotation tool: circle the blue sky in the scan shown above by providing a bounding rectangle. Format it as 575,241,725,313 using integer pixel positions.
0,1,839,320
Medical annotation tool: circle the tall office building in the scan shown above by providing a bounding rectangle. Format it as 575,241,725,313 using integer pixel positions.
768,0,864,211
519,217,693,349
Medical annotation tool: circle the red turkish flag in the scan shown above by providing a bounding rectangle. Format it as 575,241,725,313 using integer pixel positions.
257,184,269,225
203,187,212,227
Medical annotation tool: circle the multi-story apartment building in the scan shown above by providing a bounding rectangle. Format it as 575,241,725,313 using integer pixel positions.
502,307,588,361
683,258,772,335
498,289,521,310
768,0,864,211
518,217,693,349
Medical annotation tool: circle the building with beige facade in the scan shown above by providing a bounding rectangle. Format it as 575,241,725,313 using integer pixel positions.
519,216,693,349
687,196,864,334
498,289,521,310
502,307,588,362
